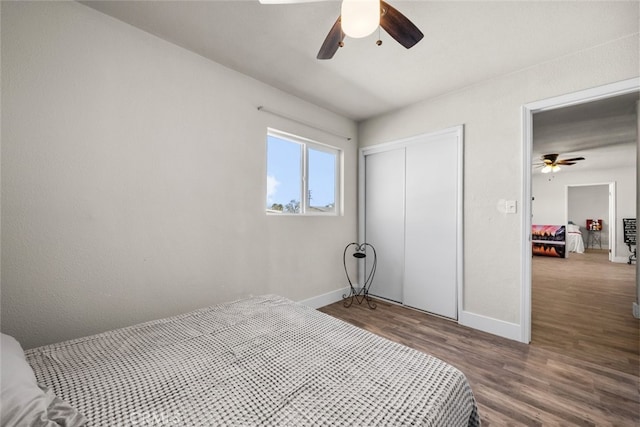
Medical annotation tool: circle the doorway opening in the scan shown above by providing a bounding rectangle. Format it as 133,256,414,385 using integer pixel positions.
565,183,615,260
524,81,638,374
521,78,639,344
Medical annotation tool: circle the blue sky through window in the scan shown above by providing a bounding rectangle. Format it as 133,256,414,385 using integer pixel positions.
308,148,335,208
266,136,301,208
266,134,336,212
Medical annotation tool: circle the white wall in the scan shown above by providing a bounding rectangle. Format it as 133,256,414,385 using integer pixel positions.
533,168,637,258
358,33,638,333
1,2,357,349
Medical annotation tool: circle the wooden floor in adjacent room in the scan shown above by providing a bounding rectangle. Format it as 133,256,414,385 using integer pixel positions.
532,249,638,376
319,251,639,426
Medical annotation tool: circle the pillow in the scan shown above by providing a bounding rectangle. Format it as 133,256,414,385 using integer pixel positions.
1,333,86,426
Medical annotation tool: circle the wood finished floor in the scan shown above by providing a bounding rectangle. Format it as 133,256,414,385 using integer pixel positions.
532,249,638,376
319,252,639,426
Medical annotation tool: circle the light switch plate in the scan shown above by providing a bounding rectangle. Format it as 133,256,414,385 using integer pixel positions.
505,200,517,214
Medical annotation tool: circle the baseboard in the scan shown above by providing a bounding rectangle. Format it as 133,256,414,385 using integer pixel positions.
298,287,349,309
303,291,524,342
458,310,523,342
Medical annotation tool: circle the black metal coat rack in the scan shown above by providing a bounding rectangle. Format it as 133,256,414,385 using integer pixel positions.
342,242,377,309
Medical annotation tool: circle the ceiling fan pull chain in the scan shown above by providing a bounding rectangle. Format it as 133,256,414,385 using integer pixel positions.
376,26,382,46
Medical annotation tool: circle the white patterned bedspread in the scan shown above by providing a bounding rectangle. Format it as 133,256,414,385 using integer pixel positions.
567,231,585,253
26,295,480,426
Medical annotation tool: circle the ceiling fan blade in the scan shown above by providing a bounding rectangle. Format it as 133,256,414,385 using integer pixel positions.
558,157,585,162
317,16,344,60
556,161,578,166
541,153,559,162
379,0,424,49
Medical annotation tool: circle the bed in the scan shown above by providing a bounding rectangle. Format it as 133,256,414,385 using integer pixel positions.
566,223,585,254
3,295,480,426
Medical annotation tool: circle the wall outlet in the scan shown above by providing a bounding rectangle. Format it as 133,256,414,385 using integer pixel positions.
633,302,640,319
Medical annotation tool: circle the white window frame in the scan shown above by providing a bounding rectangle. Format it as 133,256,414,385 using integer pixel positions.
266,128,341,216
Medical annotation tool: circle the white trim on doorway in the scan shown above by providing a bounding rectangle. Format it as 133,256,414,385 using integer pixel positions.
521,78,639,344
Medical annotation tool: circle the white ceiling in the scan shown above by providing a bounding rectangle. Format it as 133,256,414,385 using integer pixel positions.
533,92,638,173
81,0,638,173
81,0,639,122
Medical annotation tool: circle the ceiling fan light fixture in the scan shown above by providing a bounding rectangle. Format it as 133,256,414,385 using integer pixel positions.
341,0,380,39
541,165,561,174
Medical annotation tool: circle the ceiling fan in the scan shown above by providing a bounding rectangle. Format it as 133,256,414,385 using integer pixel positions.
259,0,424,59
535,153,585,173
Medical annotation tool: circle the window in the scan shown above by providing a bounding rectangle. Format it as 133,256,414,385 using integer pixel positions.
266,129,340,215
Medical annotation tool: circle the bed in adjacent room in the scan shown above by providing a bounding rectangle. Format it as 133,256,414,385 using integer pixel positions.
566,223,585,254
4,295,479,426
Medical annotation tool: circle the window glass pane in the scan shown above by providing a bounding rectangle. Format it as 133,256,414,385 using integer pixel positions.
308,148,336,213
266,135,302,213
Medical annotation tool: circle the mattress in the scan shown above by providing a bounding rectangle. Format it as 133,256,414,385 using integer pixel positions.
566,224,585,253
566,232,585,253
26,295,480,426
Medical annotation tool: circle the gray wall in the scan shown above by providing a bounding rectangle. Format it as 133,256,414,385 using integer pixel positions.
1,2,357,349
1,1,638,347
358,28,638,334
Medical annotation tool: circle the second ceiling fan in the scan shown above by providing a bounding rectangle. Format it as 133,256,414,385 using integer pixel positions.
536,153,586,173
260,0,424,59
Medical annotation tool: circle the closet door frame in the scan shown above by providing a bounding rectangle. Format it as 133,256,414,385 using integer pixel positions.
358,125,464,319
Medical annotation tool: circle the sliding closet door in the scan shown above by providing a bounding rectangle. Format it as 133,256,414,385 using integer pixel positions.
404,134,459,318
364,149,405,303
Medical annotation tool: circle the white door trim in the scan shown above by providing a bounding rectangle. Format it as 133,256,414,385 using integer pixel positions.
609,182,617,261
521,78,639,344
